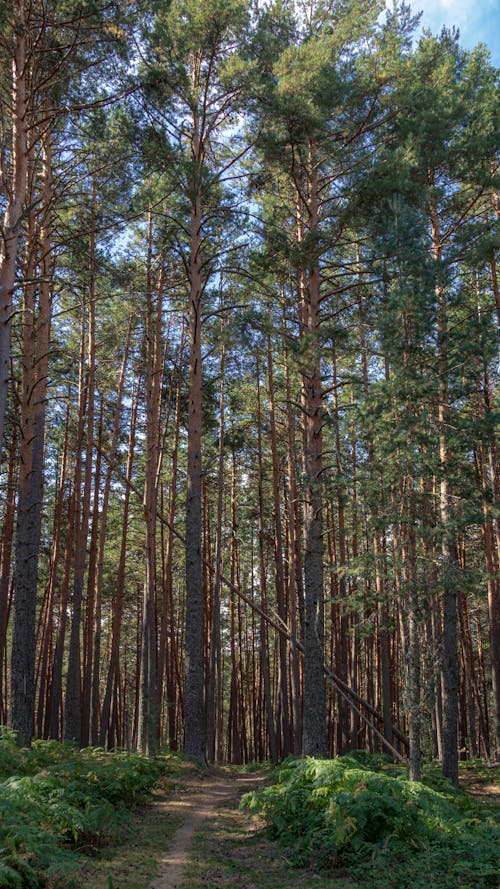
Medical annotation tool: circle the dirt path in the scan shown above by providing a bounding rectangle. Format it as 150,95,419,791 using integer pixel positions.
149,766,266,889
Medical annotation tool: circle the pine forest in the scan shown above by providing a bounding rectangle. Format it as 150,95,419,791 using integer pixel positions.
1,0,500,803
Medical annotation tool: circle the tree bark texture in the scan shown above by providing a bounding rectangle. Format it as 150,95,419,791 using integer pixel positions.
430,194,459,785
11,134,53,746
184,129,206,760
301,155,327,757
0,0,28,463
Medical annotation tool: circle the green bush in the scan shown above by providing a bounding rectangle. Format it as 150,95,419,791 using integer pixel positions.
0,732,172,888
241,752,500,887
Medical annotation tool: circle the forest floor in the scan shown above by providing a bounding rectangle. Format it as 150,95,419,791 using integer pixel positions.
149,762,269,889
74,760,499,889
75,760,353,889
458,762,500,802
156,762,354,889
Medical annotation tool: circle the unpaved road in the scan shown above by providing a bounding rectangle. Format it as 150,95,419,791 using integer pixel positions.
149,767,265,889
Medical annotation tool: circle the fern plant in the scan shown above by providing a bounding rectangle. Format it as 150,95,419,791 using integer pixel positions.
0,732,172,888
241,752,500,887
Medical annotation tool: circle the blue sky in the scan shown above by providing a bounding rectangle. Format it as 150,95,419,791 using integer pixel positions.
410,0,500,64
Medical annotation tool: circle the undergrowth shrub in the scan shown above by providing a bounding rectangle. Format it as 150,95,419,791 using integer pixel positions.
0,732,173,888
241,752,500,888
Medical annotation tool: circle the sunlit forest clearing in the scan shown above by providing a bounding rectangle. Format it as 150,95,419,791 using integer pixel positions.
0,0,499,886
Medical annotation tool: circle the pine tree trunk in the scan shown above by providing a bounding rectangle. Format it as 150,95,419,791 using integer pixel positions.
430,196,459,785
99,382,138,747
402,480,422,781
64,234,96,743
164,364,183,751
184,130,206,760
267,339,290,755
91,324,132,744
11,136,53,746
36,406,70,738
81,406,103,747
0,0,27,462
475,611,491,758
90,353,128,745
207,341,225,761
48,424,79,739
282,302,303,753
478,374,500,761
357,282,394,750
256,364,278,763
301,154,327,756
332,350,350,753
138,228,164,754
349,413,361,749
0,424,18,721
157,343,181,748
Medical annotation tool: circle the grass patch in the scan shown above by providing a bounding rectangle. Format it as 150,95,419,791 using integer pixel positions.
241,753,499,889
